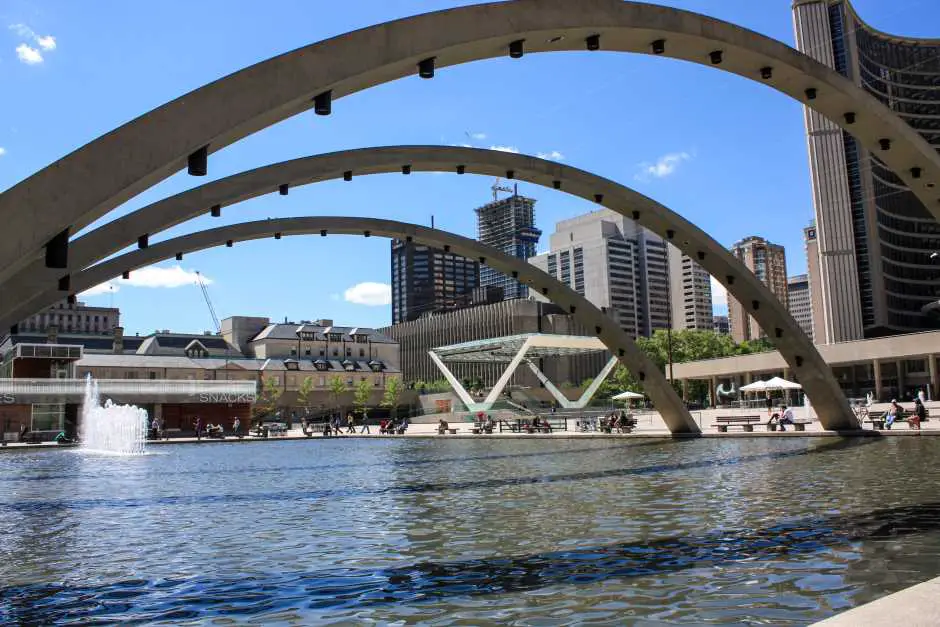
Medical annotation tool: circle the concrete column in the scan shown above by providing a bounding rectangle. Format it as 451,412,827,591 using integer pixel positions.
929,355,938,401
710,376,718,407
681,379,689,402
898,360,906,400
873,359,883,401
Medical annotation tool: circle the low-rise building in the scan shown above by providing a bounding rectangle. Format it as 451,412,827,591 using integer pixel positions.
0,316,403,440
673,330,940,404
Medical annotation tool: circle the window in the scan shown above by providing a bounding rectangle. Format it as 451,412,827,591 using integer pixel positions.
31,404,65,432
346,348,352,357
305,349,311,356
318,377,325,386
359,349,365,357
149,372,157,380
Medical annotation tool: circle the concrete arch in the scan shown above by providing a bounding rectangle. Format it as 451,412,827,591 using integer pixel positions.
42,216,700,434
0,146,858,430
1,0,939,286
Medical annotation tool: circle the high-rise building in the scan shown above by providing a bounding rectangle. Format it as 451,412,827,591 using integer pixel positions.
804,222,827,343
667,246,714,331
476,191,542,300
727,236,788,343
17,300,120,336
528,209,670,338
794,0,940,341
713,315,730,335
787,274,814,341
390,239,479,324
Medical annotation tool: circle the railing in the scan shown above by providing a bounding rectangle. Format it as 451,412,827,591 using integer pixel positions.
0,378,257,402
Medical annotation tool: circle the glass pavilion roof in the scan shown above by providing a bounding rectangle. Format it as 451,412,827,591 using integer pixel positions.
431,333,607,363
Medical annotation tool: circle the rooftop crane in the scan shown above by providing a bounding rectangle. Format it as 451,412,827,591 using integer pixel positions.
491,177,515,201
195,271,221,335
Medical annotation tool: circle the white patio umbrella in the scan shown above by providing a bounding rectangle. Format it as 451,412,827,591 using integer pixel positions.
764,376,802,391
612,390,644,401
739,380,768,393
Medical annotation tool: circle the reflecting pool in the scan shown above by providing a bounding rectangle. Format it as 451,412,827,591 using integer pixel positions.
2,436,939,624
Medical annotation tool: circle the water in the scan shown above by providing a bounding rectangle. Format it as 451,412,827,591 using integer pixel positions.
80,376,148,456
1,436,939,624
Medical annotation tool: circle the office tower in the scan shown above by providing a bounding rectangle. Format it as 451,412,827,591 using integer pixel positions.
728,236,788,343
667,246,714,331
794,0,940,340
788,274,814,341
529,209,670,338
390,239,479,324
476,190,542,300
17,300,120,336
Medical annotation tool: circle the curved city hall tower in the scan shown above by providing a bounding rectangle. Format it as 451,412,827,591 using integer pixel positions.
794,0,940,342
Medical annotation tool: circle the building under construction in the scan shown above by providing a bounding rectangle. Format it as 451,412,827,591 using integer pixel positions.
475,186,542,300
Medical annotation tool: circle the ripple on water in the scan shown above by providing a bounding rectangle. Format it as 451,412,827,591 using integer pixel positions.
2,437,940,624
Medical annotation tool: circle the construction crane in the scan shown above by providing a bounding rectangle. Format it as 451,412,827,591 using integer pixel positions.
195,271,221,335
491,176,514,201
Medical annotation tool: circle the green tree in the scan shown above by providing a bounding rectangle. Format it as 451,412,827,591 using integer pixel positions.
252,376,283,423
382,376,403,420
297,376,314,414
328,376,348,415
354,377,372,415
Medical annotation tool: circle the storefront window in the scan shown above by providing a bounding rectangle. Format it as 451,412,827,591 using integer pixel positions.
32,404,65,432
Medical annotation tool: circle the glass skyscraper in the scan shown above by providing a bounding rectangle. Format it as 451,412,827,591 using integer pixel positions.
390,239,479,324
794,0,940,341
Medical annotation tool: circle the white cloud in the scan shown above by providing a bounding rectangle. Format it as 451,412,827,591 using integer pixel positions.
36,35,56,51
710,276,728,313
344,282,391,306
635,152,691,181
10,24,56,60
0,147,6,157
489,145,520,154
15,43,43,64
80,265,211,298
537,150,565,161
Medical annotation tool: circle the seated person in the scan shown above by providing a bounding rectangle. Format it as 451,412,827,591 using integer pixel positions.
484,416,495,434
778,406,795,431
437,418,449,435
54,431,74,444
911,398,926,430
379,419,388,434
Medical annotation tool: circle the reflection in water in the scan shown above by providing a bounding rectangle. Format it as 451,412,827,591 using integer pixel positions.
0,436,937,625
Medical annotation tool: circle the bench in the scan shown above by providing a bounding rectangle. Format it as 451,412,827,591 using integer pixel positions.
766,420,810,432
715,416,761,433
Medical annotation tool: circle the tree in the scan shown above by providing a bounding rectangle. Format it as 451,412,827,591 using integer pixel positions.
382,376,403,420
328,376,348,416
252,376,283,423
297,376,314,415
354,377,372,415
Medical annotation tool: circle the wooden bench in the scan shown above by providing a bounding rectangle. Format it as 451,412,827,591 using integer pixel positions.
715,416,761,432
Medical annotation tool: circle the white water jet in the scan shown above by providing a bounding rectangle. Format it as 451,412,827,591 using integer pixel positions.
80,375,148,456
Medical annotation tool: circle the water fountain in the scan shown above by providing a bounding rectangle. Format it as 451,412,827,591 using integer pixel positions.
80,375,148,455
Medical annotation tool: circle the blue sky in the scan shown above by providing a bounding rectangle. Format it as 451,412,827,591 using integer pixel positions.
0,0,936,335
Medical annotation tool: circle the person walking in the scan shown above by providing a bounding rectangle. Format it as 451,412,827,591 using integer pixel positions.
232,416,241,439
765,393,774,417
346,412,356,434
194,416,203,440
360,409,371,434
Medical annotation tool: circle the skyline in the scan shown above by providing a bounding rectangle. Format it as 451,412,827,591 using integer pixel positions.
0,0,936,334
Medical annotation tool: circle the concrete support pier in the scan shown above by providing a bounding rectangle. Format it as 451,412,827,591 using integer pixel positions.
812,576,940,626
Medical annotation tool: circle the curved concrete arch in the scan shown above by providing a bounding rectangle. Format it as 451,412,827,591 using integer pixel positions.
43,216,699,434
1,146,858,430
2,0,939,286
